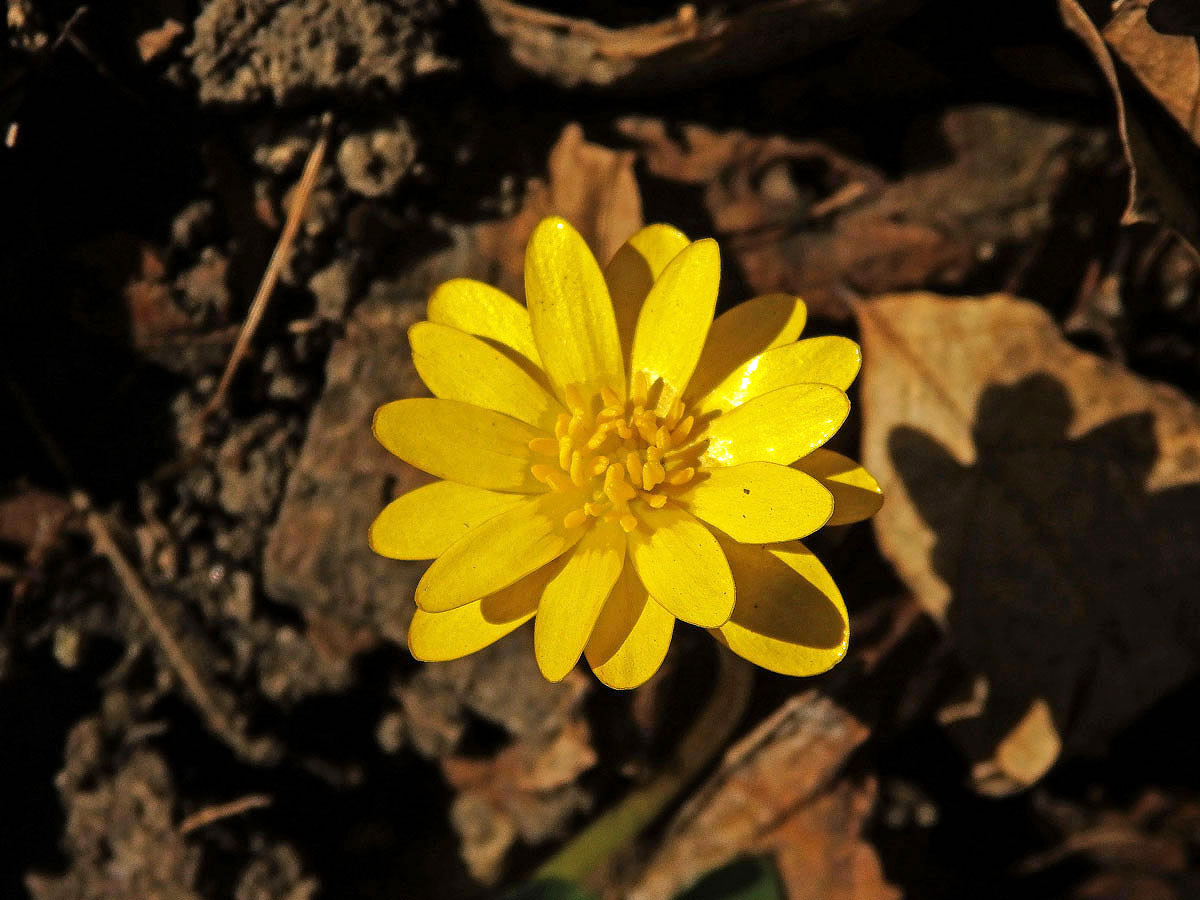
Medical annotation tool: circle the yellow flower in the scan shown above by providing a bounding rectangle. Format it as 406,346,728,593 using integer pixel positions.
371,217,882,688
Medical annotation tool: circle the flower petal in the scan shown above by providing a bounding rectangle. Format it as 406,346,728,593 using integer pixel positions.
415,491,584,612
525,217,625,399
373,398,546,492
630,238,720,409
694,384,850,468
604,224,690,369
695,336,862,415
628,504,734,628
410,322,563,431
585,566,674,690
794,448,884,526
680,462,833,543
369,481,524,560
686,294,807,403
408,565,552,661
712,536,848,676
426,278,541,366
534,522,627,682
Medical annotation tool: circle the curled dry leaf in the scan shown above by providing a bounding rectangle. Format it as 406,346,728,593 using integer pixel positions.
858,292,1200,793
621,106,1102,316
627,692,896,900
1058,0,1200,257
479,0,924,92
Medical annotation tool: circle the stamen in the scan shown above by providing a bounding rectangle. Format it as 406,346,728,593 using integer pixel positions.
624,452,643,484
669,416,694,445
664,398,685,429
555,413,571,439
564,508,588,529
631,371,649,407
564,384,586,412
601,386,622,410
666,466,696,485
619,513,639,533
644,493,668,509
654,425,671,450
529,437,559,456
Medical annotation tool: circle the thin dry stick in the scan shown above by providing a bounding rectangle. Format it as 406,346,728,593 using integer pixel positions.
73,490,235,739
197,112,333,434
179,793,273,835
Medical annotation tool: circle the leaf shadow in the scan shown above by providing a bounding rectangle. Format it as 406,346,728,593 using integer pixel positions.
888,373,1200,755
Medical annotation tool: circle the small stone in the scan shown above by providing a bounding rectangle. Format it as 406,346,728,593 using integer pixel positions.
336,122,416,198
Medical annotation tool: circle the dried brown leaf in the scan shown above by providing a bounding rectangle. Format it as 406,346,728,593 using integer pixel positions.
1059,0,1200,257
628,692,896,900
859,292,1200,788
479,0,923,92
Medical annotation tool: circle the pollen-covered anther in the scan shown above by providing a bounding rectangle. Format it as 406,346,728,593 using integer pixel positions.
534,378,701,532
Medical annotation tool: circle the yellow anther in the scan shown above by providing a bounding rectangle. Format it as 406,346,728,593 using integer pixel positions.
531,463,555,483
644,492,668,508
584,500,610,517
564,508,588,529
669,415,694,445
637,418,659,445
619,513,639,533
570,451,590,486
642,460,666,491
565,384,586,412
615,420,632,440
569,413,589,440
529,437,559,456
590,456,609,476
601,386,622,410
631,371,649,406
666,466,696,485
654,425,671,450
665,398,685,429
624,452,643,484
555,413,571,439
558,436,573,470
645,445,663,463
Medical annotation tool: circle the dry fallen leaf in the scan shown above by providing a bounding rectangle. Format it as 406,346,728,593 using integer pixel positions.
478,0,923,93
621,106,1101,316
1058,0,1200,257
627,692,896,900
859,292,1200,791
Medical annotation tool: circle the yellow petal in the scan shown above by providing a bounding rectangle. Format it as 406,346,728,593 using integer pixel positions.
369,481,524,559
586,566,675,690
680,462,833,543
408,565,553,661
373,398,546,492
534,523,627,682
712,536,848,676
794,448,884,526
695,384,850,468
426,278,541,366
605,224,691,369
525,217,625,399
686,293,808,403
628,504,734,628
416,491,583,612
630,238,719,409
696,336,862,415
410,322,563,431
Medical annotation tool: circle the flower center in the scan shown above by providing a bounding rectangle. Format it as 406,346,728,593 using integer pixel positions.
528,371,698,532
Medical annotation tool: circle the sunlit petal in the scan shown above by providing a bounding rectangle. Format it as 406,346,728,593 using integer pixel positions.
369,481,523,560
687,294,807,403
630,238,720,410
696,336,862,414
526,217,625,399
534,523,627,682
694,384,850,467
373,398,546,492
712,536,849,676
605,224,690,368
586,566,675,690
794,448,884,526
410,321,564,431
680,462,833,543
415,491,583,612
628,504,734,628
426,277,541,366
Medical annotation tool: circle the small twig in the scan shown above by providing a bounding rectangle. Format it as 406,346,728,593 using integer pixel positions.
195,112,333,437
74,490,237,741
179,793,272,835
